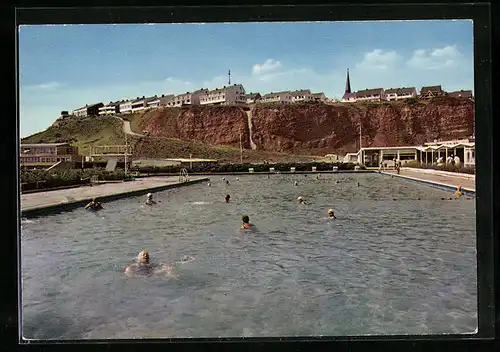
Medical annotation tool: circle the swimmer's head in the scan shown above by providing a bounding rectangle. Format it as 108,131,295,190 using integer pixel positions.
242,215,250,224
328,208,334,215
457,185,462,191
137,250,150,264
147,193,153,199
225,194,231,202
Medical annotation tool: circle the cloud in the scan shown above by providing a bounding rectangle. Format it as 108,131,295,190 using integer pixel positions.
165,77,192,85
356,49,400,70
24,82,62,91
406,45,461,70
252,59,281,75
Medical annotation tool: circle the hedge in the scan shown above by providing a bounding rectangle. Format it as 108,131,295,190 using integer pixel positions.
403,161,475,175
132,161,360,174
20,168,134,191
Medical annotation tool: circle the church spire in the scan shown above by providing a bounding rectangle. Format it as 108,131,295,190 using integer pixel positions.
345,68,351,94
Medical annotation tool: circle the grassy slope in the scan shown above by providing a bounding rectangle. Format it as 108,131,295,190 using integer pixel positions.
21,115,125,156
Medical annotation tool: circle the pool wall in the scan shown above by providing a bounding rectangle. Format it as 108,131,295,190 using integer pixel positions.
21,177,209,218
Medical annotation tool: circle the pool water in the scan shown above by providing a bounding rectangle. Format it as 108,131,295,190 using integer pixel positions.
21,173,477,339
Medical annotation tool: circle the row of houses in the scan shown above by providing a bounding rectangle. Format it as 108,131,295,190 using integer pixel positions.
67,84,329,118
341,85,473,103
341,69,473,103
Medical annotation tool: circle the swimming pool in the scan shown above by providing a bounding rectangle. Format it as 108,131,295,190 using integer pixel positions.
20,173,477,339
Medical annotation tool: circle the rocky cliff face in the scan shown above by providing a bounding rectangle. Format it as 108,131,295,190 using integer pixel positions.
136,97,474,155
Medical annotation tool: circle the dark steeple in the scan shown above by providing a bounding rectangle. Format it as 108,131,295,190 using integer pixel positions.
345,68,352,94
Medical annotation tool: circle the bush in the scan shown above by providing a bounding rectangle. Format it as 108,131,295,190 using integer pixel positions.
132,161,360,174
404,161,475,174
20,167,134,191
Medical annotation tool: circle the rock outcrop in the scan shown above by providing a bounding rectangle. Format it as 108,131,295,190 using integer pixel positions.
133,97,474,155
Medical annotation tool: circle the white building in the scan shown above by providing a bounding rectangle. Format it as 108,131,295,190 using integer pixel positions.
98,101,121,115
199,84,246,105
72,102,104,117
385,87,417,101
167,89,208,107
312,92,327,102
290,89,313,103
244,93,261,104
119,100,133,114
341,92,357,103
259,91,293,104
355,88,386,102
130,96,157,113
147,94,175,109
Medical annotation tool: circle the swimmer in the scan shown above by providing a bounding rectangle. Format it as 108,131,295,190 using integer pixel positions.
327,208,337,219
124,250,176,278
357,182,360,187
294,181,298,186
85,197,103,211
335,180,340,184
241,215,256,230
207,181,211,187
226,180,230,185
145,193,157,205
225,194,231,203
316,173,320,179
267,175,270,179
454,185,463,198
236,177,239,181
297,196,308,205
222,177,226,181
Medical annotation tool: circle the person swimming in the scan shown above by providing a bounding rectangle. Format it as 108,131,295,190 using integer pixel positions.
226,180,230,185
236,177,239,181
454,185,464,198
241,215,255,230
294,181,298,186
327,208,337,219
207,181,211,187
145,193,157,205
225,194,231,203
124,250,176,278
297,196,308,204
85,197,103,211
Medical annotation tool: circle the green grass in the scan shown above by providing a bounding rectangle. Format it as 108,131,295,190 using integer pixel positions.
21,115,125,156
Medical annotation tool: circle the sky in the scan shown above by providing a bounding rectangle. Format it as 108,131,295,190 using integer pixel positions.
18,20,474,138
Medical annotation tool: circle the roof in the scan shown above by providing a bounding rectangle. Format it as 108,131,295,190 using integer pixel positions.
342,92,356,99
448,90,473,98
245,93,261,98
312,92,325,96
386,87,416,95
261,91,291,99
291,89,311,96
74,102,103,111
355,88,384,97
21,143,70,148
420,85,442,93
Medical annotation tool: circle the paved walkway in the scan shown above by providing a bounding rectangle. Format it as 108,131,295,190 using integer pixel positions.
21,176,207,212
382,168,475,192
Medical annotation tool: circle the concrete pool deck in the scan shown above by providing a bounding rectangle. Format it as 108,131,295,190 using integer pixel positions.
21,176,209,217
380,168,475,195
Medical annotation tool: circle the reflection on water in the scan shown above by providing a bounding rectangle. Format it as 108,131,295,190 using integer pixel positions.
21,174,477,339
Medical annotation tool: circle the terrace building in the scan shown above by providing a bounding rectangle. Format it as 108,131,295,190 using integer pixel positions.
20,143,83,169
131,96,158,113
420,85,444,99
290,89,313,103
244,93,261,104
98,101,122,116
311,93,327,102
199,84,247,105
147,94,175,109
73,102,104,117
167,89,208,107
119,100,134,114
259,91,293,104
384,87,417,101
355,88,386,102
448,90,473,100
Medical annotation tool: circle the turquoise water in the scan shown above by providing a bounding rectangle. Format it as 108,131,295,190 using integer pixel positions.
21,173,477,339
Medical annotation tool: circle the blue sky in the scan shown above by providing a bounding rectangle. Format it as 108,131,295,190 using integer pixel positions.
19,20,474,137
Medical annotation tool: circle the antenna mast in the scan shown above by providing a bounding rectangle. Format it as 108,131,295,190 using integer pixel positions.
228,69,231,85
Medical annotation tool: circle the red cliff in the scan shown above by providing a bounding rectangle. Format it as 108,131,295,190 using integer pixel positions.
134,97,474,156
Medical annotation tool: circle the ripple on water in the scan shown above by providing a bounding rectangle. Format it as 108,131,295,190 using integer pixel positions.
21,174,477,338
